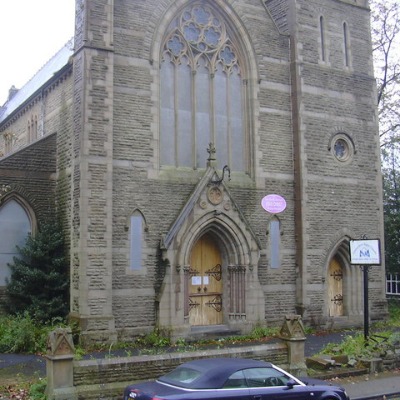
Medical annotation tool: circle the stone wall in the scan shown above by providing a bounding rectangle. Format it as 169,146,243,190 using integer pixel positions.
0,133,58,224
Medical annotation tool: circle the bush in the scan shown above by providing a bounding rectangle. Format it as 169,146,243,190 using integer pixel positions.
0,313,65,353
29,378,47,400
388,299,400,324
2,222,69,323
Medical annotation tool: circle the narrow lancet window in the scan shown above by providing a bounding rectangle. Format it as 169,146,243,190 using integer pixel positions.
343,22,350,68
269,218,281,269
319,16,326,62
130,214,144,270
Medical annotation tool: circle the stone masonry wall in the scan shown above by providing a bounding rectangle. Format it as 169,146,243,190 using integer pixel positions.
108,0,299,336
100,0,385,335
294,0,385,321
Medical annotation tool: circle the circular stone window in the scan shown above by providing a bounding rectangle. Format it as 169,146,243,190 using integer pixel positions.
331,133,354,163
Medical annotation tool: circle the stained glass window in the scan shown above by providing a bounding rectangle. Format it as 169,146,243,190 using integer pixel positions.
160,3,246,171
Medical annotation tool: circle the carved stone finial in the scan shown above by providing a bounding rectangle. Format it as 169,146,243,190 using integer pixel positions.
47,327,75,356
279,314,306,339
209,165,231,186
207,142,217,167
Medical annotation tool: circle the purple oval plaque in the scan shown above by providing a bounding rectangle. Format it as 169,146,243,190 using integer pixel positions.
261,194,286,214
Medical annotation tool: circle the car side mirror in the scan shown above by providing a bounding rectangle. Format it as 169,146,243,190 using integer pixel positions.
286,379,297,389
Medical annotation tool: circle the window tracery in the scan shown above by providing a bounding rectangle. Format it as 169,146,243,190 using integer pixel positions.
160,3,246,171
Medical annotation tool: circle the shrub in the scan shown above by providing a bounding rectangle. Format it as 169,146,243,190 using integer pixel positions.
29,378,47,400
388,299,400,324
0,313,65,353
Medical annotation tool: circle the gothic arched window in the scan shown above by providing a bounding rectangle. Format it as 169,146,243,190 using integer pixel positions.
269,217,281,269
319,16,327,63
343,22,351,68
0,198,32,285
160,3,247,171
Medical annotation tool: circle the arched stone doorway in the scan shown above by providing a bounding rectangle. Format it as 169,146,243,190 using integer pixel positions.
325,238,364,328
158,166,264,338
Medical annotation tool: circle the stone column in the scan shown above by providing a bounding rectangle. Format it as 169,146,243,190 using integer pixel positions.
279,314,307,376
70,0,117,343
45,328,77,400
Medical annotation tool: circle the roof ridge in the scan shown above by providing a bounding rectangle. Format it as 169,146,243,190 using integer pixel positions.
0,37,74,122
18,37,74,93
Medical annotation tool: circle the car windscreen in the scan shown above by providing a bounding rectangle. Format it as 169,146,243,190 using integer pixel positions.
159,366,203,387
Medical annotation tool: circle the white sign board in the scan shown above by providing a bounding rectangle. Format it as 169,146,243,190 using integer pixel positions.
191,276,202,285
349,239,381,265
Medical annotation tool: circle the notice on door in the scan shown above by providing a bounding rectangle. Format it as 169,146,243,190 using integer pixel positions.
191,276,209,285
191,276,202,285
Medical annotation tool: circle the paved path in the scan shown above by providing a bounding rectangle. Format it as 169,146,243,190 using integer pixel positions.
334,370,400,400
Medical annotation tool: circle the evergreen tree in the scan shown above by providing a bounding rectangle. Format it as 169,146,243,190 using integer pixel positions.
3,222,69,323
383,154,400,274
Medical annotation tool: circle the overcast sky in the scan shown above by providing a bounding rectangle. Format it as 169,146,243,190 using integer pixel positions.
0,1,75,106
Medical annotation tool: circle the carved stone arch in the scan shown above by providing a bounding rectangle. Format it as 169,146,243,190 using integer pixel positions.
176,211,257,268
149,0,260,81
0,191,37,234
180,223,234,268
125,208,148,232
323,228,356,268
324,234,363,328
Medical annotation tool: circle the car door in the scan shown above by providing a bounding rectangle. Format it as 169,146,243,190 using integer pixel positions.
206,388,251,400
244,368,310,400
214,369,251,400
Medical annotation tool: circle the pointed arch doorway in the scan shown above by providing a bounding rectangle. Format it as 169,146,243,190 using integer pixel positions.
188,234,223,326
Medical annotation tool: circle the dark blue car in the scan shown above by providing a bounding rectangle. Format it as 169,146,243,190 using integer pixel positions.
123,357,350,400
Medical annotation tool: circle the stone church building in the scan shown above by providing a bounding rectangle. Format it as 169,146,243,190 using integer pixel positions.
0,0,387,342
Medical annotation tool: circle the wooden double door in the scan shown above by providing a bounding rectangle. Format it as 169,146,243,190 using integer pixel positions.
189,234,223,326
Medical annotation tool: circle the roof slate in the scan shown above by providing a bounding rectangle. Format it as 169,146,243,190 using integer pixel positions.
0,38,74,123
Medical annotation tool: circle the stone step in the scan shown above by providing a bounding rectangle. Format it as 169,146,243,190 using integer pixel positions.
188,325,241,341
